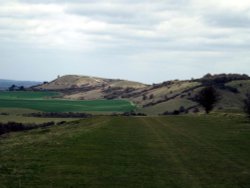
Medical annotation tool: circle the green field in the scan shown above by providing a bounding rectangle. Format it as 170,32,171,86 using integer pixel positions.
0,91,135,113
1,116,249,187
0,91,60,99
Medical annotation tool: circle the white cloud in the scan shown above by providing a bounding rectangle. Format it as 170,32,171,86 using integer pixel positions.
0,0,250,82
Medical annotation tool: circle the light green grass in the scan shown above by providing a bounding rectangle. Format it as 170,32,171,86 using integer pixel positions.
0,116,249,187
0,91,60,99
140,98,196,115
0,99,135,112
0,91,135,113
226,80,250,94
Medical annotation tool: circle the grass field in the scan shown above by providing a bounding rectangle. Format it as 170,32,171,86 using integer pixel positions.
0,91,60,99
0,91,135,113
0,115,249,187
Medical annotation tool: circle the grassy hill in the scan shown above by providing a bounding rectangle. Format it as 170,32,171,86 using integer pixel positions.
30,74,250,115
1,115,249,187
34,75,147,91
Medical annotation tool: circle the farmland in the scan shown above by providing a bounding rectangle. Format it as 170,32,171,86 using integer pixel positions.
0,91,135,113
0,115,249,187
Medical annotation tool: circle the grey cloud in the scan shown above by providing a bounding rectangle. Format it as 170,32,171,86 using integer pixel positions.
1,0,250,82
203,10,250,28
64,2,178,26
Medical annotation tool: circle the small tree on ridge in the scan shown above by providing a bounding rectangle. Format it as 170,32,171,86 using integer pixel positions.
195,86,220,114
243,94,250,119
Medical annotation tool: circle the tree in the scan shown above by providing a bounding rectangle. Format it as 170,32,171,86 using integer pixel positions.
9,84,16,91
19,86,24,91
195,86,220,114
243,94,250,119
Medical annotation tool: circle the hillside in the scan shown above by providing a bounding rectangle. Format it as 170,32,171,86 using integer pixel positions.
33,74,250,115
33,75,148,100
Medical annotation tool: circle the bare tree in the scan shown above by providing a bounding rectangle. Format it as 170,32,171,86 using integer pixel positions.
195,86,220,114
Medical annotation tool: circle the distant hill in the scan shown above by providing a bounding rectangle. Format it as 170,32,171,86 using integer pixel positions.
0,79,41,90
33,74,250,115
33,75,147,91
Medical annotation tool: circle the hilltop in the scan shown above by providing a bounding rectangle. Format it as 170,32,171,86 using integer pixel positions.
33,75,148,100
33,74,250,115
34,75,147,90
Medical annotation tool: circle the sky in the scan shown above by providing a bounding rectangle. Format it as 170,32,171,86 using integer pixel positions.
1,0,250,84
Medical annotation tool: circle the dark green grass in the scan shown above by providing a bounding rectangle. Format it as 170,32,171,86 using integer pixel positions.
0,91,60,99
0,116,249,187
0,91,135,112
0,99,134,112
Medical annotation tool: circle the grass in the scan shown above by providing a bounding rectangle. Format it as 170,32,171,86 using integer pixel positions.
0,99,134,112
0,91,60,99
139,98,196,115
0,91,135,113
0,114,78,123
0,115,249,187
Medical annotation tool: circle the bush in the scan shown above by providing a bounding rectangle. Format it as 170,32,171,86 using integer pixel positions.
0,121,55,135
162,110,180,115
149,94,154,99
26,112,92,118
172,110,180,115
122,111,147,116
142,94,147,100
0,112,9,115
179,106,185,113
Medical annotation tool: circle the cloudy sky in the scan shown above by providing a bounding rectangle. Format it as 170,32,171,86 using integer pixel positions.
1,0,250,83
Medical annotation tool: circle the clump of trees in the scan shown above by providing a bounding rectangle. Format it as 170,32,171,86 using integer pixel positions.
122,111,147,116
26,112,92,118
0,121,57,135
199,73,250,85
243,94,250,119
195,86,220,114
9,85,25,91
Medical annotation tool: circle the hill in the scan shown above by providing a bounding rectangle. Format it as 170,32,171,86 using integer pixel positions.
33,75,148,100
0,79,41,91
34,75,147,90
33,74,250,115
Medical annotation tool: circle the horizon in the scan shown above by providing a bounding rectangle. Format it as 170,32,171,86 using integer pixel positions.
1,72,250,85
1,0,250,83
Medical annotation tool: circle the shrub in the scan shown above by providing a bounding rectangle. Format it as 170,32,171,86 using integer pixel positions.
142,94,147,100
179,106,185,113
172,110,180,115
149,94,154,99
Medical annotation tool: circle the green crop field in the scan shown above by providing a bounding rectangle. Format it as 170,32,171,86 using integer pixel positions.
0,91,60,99
0,115,249,187
0,91,135,113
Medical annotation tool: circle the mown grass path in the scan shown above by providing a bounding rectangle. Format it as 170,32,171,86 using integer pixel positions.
0,116,250,187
